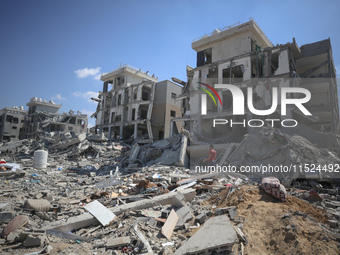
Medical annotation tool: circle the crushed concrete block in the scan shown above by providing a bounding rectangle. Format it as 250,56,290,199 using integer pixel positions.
0,212,13,224
46,245,53,253
175,206,193,228
6,230,20,243
178,234,187,241
162,208,172,218
327,189,337,195
148,218,158,228
129,143,140,160
25,199,52,212
327,220,339,228
106,237,131,249
23,234,45,247
195,213,207,224
228,206,237,220
328,211,340,220
35,193,43,199
0,202,10,211
174,215,238,255
215,207,229,215
46,229,91,241
172,192,186,208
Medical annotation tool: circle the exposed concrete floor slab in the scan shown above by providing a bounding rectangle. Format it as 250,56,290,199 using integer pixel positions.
174,215,238,255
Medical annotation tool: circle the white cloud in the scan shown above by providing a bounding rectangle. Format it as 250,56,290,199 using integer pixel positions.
80,109,95,116
72,91,99,102
74,67,101,79
51,93,66,101
336,66,340,78
94,74,101,80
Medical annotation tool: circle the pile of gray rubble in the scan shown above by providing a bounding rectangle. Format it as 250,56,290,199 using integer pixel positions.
0,127,339,254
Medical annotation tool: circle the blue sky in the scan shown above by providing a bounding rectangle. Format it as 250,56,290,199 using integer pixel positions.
1,0,339,127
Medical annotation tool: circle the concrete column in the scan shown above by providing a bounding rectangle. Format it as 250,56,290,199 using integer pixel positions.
134,123,138,139
218,91,223,112
108,127,112,139
218,64,223,84
119,125,123,139
197,70,202,135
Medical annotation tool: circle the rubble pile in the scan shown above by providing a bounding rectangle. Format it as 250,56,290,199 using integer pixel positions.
209,184,340,255
0,128,339,254
226,127,340,183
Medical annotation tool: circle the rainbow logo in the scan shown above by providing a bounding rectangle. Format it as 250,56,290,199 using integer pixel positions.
197,82,223,107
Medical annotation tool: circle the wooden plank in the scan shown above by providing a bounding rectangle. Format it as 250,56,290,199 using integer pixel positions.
161,209,179,240
84,200,116,226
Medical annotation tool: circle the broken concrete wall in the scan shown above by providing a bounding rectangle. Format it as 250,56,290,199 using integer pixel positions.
280,124,339,149
227,126,340,181
0,107,27,142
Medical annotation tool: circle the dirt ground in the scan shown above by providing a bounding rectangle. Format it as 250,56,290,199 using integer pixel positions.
208,185,340,255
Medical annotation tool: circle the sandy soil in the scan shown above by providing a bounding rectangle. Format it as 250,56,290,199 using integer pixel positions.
208,185,340,255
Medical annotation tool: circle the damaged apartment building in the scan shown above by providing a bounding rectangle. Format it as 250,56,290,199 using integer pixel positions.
92,64,182,141
25,97,88,139
0,106,27,142
0,98,88,142
171,18,339,144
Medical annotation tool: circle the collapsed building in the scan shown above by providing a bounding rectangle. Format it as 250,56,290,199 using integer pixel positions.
171,18,339,147
25,97,88,140
93,64,182,142
0,106,27,142
0,98,88,143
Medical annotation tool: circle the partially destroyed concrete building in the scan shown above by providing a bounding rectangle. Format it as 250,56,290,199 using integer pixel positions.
93,64,182,142
172,18,339,142
25,97,88,139
0,106,27,142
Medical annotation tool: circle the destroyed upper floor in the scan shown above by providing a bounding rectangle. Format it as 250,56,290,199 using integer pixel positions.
0,98,88,142
93,65,182,141
178,19,339,135
100,64,158,93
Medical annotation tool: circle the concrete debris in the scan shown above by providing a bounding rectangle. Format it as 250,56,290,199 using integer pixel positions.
234,226,248,244
84,200,116,226
105,236,131,249
23,234,45,247
46,229,91,241
161,209,179,240
133,221,153,254
0,138,338,255
174,215,238,255
175,205,193,228
0,212,13,224
0,127,339,255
